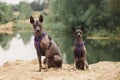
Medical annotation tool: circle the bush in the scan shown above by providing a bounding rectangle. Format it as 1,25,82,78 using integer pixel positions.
19,1,32,19
0,3,13,24
48,0,120,35
14,22,32,30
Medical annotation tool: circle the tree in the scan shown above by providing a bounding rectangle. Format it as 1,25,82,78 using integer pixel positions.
48,0,120,34
107,0,120,15
19,1,32,19
0,2,13,24
30,0,46,11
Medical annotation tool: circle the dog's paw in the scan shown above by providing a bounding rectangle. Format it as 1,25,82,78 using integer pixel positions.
37,68,41,72
84,65,89,70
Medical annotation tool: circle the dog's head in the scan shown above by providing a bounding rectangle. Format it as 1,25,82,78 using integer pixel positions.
72,26,84,40
30,15,43,35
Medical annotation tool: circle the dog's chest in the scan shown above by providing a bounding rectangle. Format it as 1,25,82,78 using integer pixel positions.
40,36,50,49
74,42,84,50
74,42,85,57
34,34,50,55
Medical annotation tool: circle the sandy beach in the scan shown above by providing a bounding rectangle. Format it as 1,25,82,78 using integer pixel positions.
0,59,120,80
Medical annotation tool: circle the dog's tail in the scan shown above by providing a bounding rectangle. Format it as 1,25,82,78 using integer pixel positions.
54,55,62,67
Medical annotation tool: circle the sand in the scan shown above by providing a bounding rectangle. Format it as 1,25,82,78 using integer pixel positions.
0,59,120,80
0,22,14,34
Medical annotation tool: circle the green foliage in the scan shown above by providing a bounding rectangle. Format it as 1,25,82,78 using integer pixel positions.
43,22,67,33
18,13,26,20
12,4,19,11
14,22,32,30
0,3,13,24
107,0,120,15
48,0,120,35
30,0,47,11
86,39,120,63
18,1,32,19
0,33,15,50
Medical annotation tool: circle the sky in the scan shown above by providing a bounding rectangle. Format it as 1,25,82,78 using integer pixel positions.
0,0,37,4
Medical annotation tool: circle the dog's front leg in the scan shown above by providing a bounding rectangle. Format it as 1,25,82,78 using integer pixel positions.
37,51,42,72
73,50,76,69
83,56,89,69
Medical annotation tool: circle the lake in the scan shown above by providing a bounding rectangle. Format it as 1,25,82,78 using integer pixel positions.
0,31,120,65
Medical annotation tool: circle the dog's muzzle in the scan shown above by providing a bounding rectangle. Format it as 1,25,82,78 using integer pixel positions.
36,26,40,33
77,33,81,38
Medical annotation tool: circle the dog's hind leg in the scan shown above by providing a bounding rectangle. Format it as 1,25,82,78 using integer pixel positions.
54,55,62,67
76,60,84,70
83,57,89,70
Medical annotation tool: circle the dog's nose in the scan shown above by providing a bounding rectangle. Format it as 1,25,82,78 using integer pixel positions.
78,35,80,37
36,26,40,33
77,33,81,37
36,30,40,33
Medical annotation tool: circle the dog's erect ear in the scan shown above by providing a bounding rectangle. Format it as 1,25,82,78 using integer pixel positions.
39,15,43,23
80,26,84,32
72,27,76,32
30,16,34,24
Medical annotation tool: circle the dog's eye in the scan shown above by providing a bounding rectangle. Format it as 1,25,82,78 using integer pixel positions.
75,32,77,34
33,24,36,27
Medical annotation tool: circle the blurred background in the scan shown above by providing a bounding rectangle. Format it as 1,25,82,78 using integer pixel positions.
0,0,120,65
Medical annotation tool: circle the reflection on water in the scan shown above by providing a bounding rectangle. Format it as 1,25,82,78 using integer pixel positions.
0,32,120,65
86,39,120,64
0,32,37,65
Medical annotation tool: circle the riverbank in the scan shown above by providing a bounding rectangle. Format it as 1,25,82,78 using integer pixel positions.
0,22,14,34
0,59,119,80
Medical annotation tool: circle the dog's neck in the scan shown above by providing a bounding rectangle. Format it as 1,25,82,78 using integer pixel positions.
35,33,46,42
74,37,84,47
75,38,83,42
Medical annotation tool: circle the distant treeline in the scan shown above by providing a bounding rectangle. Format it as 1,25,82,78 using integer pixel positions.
12,0,47,11
0,0,47,24
0,0,120,35
48,0,120,35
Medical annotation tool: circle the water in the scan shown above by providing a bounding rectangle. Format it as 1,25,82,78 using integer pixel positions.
0,32,120,65
0,32,37,65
